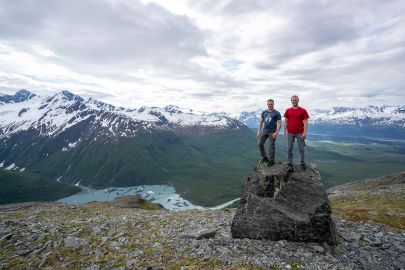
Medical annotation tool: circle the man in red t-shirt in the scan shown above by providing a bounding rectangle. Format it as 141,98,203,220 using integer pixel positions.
283,95,309,170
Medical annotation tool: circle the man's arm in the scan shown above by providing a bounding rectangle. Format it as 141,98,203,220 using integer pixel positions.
257,118,264,137
273,119,281,139
283,118,288,139
302,119,308,140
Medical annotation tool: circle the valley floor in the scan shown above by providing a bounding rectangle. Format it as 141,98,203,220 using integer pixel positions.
0,201,404,270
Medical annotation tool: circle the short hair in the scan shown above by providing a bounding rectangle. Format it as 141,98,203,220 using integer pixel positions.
291,95,299,101
267,99,274,103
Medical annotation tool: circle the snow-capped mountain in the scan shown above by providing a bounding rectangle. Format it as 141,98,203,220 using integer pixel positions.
0,89,253,190
236,106,405,129
311,106,405,127
0,89,35,104
0,90,244,139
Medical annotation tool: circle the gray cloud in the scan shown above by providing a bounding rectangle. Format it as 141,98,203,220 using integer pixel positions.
1,0,405,113
0,0,206,70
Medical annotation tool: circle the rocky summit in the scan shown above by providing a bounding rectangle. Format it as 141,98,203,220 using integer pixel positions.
0,169,404,270
231,163,337,244
1,200,405,269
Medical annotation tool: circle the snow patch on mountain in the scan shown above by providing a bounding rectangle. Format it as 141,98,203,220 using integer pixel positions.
62,139,80,151
68,140,80,148
5,163,17,170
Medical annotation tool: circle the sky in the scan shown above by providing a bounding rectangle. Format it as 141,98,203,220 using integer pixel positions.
1,0,405,114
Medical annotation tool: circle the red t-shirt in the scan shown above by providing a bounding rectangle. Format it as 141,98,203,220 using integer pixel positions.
284,107,309,133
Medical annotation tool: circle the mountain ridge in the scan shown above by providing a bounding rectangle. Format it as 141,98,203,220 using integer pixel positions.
0,89,256,206
0,89,244,140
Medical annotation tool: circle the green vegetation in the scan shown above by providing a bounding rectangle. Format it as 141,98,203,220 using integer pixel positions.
305,139,405,187
331,193,405,230
0,169,80,204
166,258,262,270
291,260,303,270
28,127,258,207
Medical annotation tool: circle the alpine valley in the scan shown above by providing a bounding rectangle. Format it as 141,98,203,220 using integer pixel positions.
0,90,257,206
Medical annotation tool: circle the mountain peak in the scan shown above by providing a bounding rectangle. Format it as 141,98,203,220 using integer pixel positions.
0,89,36,104
52,90,84,102
164,105,182,113
16,89,35,98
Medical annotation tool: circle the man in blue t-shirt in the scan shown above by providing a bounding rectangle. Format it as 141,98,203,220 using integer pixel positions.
257,99,282,165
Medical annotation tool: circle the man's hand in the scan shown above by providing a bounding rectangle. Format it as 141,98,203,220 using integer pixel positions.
302,133,306,140
283,132,287,140
257,131,261,138
272,132,278,139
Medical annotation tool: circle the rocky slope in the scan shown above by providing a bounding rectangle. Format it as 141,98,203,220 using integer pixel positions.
1,173,404,270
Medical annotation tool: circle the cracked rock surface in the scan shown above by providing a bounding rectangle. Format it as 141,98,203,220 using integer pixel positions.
231,163,337,244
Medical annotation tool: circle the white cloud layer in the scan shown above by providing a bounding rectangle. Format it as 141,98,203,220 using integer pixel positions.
0,0,404,113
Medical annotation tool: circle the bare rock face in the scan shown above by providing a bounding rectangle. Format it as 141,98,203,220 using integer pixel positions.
231,163,337,245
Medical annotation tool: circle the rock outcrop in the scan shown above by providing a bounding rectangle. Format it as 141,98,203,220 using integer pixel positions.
104,195,164,210
231,162,337,244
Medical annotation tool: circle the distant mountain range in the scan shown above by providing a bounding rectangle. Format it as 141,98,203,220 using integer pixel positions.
235,106,405,139
0,89,256,206
2,89,404,205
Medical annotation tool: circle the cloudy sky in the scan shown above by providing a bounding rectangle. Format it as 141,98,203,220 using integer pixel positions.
1,0,404,114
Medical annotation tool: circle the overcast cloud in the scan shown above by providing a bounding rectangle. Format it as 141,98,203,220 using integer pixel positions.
0,0,404,113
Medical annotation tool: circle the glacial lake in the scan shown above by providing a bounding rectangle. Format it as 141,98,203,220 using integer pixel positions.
57,184,239,211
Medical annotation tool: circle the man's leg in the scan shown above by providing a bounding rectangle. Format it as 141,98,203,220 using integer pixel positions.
258,131,269,159
297,133,305,165
287,133,296,165
268,132,276,163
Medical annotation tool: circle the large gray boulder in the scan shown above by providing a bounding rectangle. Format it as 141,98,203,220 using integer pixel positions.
231,162,337,245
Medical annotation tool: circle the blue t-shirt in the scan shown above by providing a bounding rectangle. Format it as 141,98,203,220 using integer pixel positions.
261,110,281,132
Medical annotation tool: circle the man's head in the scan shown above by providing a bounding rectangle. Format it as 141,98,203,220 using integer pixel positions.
267,99,274,111
291,95,299,108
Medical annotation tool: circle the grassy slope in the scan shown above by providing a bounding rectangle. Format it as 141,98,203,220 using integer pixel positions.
331,193,405,230
0,169,80,204
161,130,258,205
328,173,405,230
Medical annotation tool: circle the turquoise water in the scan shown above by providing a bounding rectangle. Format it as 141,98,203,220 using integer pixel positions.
57,184,239,211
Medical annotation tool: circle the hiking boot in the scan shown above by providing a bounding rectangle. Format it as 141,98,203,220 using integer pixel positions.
261,157,270,163
287,163,293,170
300,163,306,171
